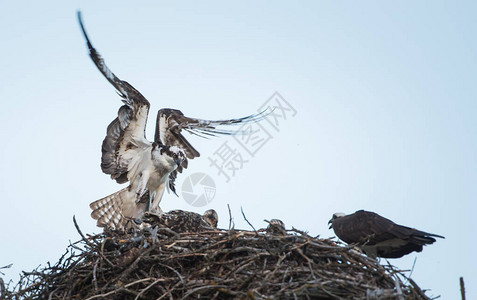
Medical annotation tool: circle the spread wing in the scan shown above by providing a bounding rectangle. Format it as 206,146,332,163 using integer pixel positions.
78,12,152,184
155,108,267,193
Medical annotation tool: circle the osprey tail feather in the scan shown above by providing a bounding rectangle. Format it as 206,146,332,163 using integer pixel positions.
90,188,127,229
90,188,148,230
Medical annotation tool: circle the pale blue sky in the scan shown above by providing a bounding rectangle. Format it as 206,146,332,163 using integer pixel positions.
1,1,475,298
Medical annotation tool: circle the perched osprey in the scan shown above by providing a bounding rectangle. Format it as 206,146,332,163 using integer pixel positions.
143,209,218,233
265,219,286,235
328,210,444,258
78,13,265,230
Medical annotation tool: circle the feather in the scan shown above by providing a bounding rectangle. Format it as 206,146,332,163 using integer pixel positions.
329,210,444,258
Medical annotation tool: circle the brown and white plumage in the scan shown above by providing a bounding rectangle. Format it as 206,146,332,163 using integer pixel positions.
89,188,149,230
328,210,444,258
265,219,286,235
143,209,219,233
78,12,265,229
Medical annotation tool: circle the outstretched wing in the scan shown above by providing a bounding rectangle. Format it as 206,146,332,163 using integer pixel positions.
154,108,267,193
78,12,151,183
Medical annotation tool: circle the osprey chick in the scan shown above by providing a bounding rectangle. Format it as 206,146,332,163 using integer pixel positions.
265,219,286,235
144,209,218,233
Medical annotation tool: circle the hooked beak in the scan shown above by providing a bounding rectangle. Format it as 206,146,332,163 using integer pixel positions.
175,158,183,167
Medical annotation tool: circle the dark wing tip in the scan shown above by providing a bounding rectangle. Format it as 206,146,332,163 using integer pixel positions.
76,10,82,22
76,12,133,101
416,232,444,242
77,11,88,46
430,233,445,239
76,10,98,63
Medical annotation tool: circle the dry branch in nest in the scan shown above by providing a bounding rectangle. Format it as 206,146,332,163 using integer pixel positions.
3,219,432,299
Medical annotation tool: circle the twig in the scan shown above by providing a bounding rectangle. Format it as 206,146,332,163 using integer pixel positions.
125,278,155,288
157,263,184,285
117,248,153,282
393,274,405,300
240,207,257,233
227,204,234,230
0,278,5,300
0,263,12,276
134,278,164,300
264,254,286,281
181,285,228,299
85,287,133,300
403,257,417,285
73,215,115,268
47,287,60,300
409,278,431,300
460,277,465,300
72,215,88,241
92,258,99,291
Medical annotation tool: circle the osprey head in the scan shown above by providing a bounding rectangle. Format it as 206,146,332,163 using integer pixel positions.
328,212,346,229
269,219,285,228
153,143,186,170
203,209,218,228
266,219,286,235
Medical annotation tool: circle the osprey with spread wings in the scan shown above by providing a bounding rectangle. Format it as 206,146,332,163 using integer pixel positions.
78,13,264,230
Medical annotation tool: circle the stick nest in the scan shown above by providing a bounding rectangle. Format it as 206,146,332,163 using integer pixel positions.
3,222,432,299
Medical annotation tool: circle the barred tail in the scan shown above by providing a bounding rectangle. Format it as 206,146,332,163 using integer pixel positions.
90,188,129,229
